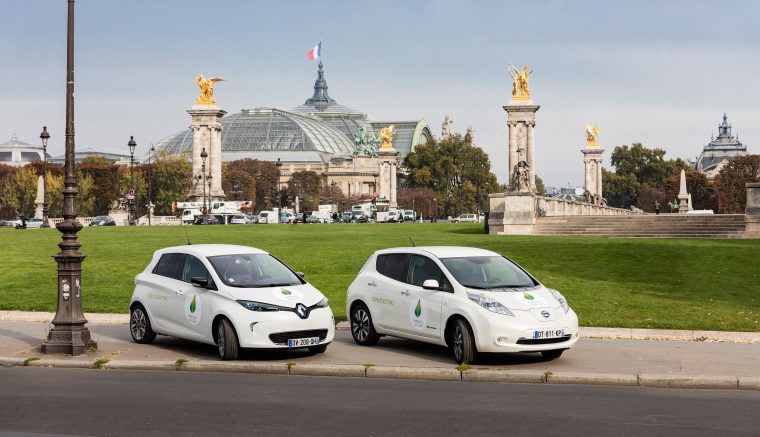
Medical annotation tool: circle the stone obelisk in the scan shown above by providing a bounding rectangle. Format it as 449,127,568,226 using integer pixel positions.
677,169,689,213
377,125,398,208
34,175,45,219
189,74,226,201
504,65,539,192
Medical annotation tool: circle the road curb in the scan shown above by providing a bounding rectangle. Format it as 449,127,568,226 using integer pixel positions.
3,311,759,343
1,355,758,390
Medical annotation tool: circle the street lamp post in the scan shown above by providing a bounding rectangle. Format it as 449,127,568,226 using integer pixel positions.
147,144,154,226
40,126,50,228
42,0,96,355
207,174,213,216
199,148,208,215
127,136,137,226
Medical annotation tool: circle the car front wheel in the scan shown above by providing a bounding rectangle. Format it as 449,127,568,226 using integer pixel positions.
217,318,239,360
451,318,477,364
350,303,380,346
130,304,156,344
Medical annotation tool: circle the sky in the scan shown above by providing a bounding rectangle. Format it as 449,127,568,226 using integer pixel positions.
2,0,759,188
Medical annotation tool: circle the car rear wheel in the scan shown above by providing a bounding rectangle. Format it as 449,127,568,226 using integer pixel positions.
451,318,477,364
350,303,380,346
130,304,156,344
541,349,564,360
217,318,239,360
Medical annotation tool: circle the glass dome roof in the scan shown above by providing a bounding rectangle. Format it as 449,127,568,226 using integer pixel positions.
154,108,357,157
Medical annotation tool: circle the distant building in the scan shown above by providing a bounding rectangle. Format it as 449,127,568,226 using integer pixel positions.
153,62,433,198
49,145,132,166
0,135,47,167
694,114,748,178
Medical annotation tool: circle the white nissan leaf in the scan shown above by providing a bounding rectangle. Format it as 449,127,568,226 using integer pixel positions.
346,246,579,364
129,244,334,360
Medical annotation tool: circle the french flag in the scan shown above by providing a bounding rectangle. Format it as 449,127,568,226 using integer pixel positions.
307,41,322,60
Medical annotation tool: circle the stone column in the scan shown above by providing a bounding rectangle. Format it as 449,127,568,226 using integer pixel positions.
503,101,540,191
390,160,398,208
34,175,44,219
745,182,760,237
378,147,399,205
187,105,227,201
581,148,604,196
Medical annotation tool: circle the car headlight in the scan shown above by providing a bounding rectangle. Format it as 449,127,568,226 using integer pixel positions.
237,300,281,312
467,292,514,316
548,289,570,313
315,298,329,308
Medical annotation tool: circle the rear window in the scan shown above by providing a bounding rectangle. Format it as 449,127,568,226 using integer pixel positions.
152,253,187,280
376,253,410,282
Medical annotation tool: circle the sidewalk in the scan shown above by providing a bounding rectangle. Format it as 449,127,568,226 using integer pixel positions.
1,311,759,390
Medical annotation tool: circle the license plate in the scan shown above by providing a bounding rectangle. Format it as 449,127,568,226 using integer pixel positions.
533,329,564,339
287,337,320,347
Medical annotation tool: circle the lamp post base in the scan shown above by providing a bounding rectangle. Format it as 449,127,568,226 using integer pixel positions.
41,325,96,355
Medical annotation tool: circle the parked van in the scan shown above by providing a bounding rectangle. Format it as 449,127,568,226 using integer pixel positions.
181,209,202,224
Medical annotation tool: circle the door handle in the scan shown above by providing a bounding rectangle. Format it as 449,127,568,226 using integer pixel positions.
400,290,410,296
367,281,377,287
176,290,184,296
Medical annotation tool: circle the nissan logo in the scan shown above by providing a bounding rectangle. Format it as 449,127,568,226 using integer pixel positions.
540,310,550,319
295,303,309,319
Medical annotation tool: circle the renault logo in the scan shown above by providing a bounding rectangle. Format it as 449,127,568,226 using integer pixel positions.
540,310,550,319
295,303,309,319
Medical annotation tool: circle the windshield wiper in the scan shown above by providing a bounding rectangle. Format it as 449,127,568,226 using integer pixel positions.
461,284,488,289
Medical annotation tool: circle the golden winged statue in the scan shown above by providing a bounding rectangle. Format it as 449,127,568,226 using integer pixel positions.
377,125,395,149
508,64,532,100
584,124,602,147
195,74,227,105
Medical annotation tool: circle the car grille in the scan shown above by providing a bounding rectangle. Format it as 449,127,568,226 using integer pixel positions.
516,335,572,345
269,329,328,345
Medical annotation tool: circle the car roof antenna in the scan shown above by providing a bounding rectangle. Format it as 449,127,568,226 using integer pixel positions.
181,220,192,245
409,236,416,247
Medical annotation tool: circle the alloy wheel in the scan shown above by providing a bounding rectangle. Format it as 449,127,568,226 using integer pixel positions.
452,324,463,362
130,309,146,340
352,309,369,342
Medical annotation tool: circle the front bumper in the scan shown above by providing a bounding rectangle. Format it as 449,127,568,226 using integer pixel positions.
233,306,335,349
472,308,580,353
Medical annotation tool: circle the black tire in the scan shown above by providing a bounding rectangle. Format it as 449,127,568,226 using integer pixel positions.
130,304,156,344
217,318,239,360
308,344,328,354
350,303,380,346
450,318,477,364
541,349,564,360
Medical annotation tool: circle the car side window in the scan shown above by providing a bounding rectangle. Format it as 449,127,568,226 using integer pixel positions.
181,255,214,287
407,255,452,291
153,253,187,280
376,254,410,283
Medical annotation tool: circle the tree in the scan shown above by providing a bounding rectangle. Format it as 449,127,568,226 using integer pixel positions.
603,142,690,208
0,165,37,217
535,175,547,196
224,159,280,210
222,168,257,202
405,133,498,217
397,188,436,219
287,170,321,212
78,156,119,215
151,151,192,215
716,155,760,213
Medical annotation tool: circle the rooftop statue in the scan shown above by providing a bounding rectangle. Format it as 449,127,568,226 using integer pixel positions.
508,64,532,100
584,124,602,147
442,115,453,139
377,125,395,150
353,127,379,157
195,74,227,105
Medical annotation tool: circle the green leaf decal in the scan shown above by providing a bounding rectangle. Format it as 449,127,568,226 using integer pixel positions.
190,296,197,313
523,292,534,301
281,289,292,296
414,299,422,318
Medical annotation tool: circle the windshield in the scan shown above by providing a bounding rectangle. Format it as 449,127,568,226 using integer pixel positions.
208,254,304,288
441,256,537,289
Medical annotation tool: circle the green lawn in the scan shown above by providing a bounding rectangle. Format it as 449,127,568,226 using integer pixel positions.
1,224,758,331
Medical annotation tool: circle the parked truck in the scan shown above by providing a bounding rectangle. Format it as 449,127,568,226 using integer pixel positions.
174,200,253,224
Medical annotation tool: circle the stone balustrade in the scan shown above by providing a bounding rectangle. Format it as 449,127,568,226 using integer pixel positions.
537,196,642,217
48,216,182,226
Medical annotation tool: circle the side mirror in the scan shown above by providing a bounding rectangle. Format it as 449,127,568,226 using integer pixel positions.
295,272,305,279
190,276,216,290
422,279,441,290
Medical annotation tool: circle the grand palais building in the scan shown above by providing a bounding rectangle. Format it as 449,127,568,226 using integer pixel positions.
152,62,433,198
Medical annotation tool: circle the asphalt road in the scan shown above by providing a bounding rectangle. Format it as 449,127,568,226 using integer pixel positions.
1,367,759,436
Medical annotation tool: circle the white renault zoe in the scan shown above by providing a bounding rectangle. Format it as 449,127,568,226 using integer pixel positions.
346,247,579,364
129,244,334,360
